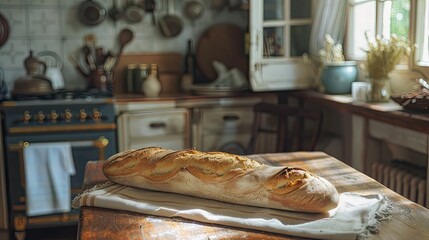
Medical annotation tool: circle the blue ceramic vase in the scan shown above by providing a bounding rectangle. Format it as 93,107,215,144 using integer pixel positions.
320,61,358,94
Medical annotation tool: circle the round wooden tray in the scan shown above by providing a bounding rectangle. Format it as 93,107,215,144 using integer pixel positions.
196,23,248,82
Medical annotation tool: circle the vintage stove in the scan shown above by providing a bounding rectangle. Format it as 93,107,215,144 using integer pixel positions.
0,91,118,239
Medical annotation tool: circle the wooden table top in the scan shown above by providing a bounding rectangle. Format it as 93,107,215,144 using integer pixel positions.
78,152,429,240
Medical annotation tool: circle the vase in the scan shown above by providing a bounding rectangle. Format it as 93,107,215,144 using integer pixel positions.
143,73,161,97
320,61,358,94
370,78,390,102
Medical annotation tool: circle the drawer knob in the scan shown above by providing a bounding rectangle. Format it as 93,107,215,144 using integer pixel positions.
149,122,166,128
223,115,240,121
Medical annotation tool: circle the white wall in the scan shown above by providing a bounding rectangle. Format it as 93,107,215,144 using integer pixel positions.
0,0,247,90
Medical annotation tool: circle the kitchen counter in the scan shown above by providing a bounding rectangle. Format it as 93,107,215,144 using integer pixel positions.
286,90,429,210
112,91,277,113
286,90,429,134
78,152,429,240
113,91,276,103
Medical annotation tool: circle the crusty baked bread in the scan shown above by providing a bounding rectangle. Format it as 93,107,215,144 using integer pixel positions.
103,147,339,213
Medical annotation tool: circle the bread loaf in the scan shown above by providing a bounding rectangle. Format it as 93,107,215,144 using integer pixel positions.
103,147,339,213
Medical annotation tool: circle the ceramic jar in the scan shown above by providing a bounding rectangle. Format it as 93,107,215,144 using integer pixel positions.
142,64,161,97
320,61,358,94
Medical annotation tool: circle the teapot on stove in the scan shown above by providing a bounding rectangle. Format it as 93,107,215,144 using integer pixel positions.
12,50,54,98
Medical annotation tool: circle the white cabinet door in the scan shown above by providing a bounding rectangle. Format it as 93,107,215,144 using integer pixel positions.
118,109,190,151
249,0,315,91
193,107,254,154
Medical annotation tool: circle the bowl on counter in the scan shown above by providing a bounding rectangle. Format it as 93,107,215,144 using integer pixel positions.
320,61,358,94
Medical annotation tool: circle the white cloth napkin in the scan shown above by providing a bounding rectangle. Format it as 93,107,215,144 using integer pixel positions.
73,182,392,240
24,142,75,216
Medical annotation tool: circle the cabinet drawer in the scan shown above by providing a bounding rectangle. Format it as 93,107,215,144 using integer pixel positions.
129,135,186,150
127,110,187,138
201,107,253,132
369,120,427,154
202,132,251,154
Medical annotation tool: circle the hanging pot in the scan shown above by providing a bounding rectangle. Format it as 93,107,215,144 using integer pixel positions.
123,0,145,23
77,0,107,26
159,0,183,38
183,0,205,21
0,11,10,48
108,0,123,22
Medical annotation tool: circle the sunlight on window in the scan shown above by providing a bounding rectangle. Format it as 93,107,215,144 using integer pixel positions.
382,1,392,38
383,0,410,39
416,0,429,65
348,0,376,58
347,0,410,61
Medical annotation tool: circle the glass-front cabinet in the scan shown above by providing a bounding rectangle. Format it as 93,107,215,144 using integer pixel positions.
249,0,315,91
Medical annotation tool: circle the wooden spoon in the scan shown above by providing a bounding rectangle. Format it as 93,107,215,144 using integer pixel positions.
117,28,134,55
112,28,134,73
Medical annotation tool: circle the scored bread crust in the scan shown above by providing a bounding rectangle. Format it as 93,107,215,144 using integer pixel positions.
103,147,339,213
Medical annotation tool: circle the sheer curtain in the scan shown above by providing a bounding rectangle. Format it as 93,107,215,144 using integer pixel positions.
309,0,348,57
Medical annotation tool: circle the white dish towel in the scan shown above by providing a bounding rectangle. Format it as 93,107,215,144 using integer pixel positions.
24,142,75,216
73,182,392,240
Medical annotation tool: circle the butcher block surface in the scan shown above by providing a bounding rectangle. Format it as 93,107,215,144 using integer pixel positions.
78,152,429,240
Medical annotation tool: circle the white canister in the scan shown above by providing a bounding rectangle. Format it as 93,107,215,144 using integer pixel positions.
142,64,161,97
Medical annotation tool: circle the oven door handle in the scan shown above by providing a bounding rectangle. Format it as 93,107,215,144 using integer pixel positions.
8,136,109,188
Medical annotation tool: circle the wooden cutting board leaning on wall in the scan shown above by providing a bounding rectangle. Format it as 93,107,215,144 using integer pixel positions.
196,23,248,83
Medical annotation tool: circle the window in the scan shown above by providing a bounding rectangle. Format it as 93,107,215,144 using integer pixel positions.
261,0,312,58
346,0,410,61
415,0,429,66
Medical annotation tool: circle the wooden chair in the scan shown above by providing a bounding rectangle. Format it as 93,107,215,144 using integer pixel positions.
247,102,324,154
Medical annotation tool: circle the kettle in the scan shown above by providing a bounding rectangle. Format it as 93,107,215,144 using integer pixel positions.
36,50,65,90
12,51,54,98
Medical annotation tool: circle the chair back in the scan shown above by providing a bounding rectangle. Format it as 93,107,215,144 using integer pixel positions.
247,102,323,154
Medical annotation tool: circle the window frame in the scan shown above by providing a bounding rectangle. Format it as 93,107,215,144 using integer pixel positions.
346,0,429,78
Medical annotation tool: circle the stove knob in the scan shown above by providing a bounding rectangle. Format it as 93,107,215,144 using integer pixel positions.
23,111,31,124
79,109,87,122
92,108,102,121
50,111,58,123
64,109,72,122
37,111,45,123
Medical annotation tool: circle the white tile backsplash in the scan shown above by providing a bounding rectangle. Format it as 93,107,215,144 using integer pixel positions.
28,8,61,36
0,39,29,67
30,39,62,56
2,8,27,37
0,0,247,90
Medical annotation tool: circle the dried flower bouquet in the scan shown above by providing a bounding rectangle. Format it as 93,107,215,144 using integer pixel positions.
364,33,411,80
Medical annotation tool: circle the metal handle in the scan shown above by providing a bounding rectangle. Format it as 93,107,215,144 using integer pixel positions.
8,137,109,188
223,114,240,121
149,122,167,128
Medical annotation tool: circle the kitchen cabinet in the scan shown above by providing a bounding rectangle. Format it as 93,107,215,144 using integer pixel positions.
115,94,277,154
188,96,277,154
288,90,429,208
249,0,315,91
117,108,190,152
192,106,254,154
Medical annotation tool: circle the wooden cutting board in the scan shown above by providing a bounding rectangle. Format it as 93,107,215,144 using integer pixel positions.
196,23,248,82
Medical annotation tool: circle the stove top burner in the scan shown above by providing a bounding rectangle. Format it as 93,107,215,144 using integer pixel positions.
12,89,113,101
55,89,112,100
